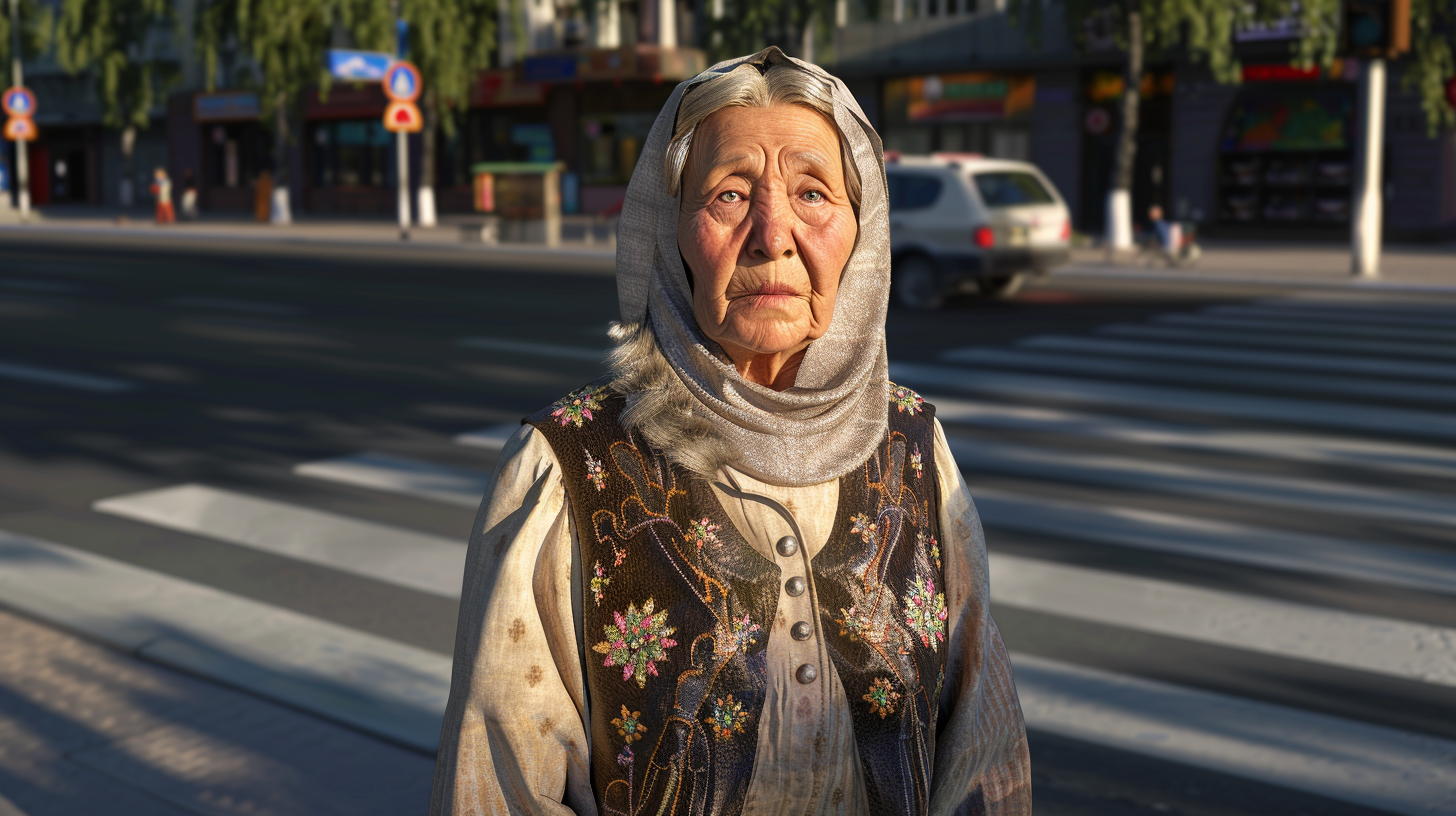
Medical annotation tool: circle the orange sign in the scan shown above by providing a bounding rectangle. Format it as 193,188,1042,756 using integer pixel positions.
4,116,37,141
383,101,422,133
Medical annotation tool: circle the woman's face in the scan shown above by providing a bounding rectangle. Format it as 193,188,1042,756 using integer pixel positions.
677,104,858,366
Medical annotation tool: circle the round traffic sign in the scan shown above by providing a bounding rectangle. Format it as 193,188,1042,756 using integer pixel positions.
382,62,421,103
1084,107,1111,135
2,87,37,118
4,116,38,142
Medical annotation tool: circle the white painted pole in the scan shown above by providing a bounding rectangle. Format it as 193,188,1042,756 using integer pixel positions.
9,0,29,220
1352,58,1385,278
396,130,410,239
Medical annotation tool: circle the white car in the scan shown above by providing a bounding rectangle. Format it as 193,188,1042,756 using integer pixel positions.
885,153,1072,309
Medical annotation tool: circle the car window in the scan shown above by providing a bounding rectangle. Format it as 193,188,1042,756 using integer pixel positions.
887,173,943,211
972,172,1054,208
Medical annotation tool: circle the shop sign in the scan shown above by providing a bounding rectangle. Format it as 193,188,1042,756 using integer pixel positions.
1086,71,1175,103
307,84,388,119
637,47,707,82
1084,107,1111,135
1235,17,1302,41
472,70,545,107
523,54,579,83
1446,77,1456,109
383,61,422,102
2,86,36,118
383,100,423,133
1241,62,1352,83
328,50,394,81
4,116,37,141
903,73,1035,122
194,91,260,122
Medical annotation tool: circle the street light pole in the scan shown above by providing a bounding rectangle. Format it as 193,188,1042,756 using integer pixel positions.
1351,58,1385,278
392,0,410,241
8,0,30,220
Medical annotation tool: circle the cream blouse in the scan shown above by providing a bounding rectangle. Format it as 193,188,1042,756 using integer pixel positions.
429,418,1031,815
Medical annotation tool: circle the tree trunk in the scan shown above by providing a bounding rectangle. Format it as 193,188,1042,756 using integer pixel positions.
271,94,292,225
1106,1,1142,251
119,126,136,208
418,89,438,228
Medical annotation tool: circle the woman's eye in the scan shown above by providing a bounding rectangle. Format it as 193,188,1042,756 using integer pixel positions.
718,191,743,203
802,190,825,203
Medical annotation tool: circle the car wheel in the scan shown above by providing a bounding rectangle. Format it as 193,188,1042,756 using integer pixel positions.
978,273,1025,300
894,256,945,310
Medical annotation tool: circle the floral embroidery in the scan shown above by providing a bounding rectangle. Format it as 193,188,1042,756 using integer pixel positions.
592,598,678,688
903,573,949,650
590,560,611,605
863,677,900,718
705,695,750,740
890,383,925,415
612,705,648,744
722,614,762,653
917,530,941,572
584,448,608,491
686,517,721,549
617,745,634,767
834,605,873,642
849,513,878,545
612,545,627,567
910,444,924,479
550,384,608,428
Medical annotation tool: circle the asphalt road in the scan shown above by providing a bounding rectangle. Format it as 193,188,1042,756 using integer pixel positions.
0,233,1453,816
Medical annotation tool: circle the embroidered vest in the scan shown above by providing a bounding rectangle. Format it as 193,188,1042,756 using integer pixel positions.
526,381,947,816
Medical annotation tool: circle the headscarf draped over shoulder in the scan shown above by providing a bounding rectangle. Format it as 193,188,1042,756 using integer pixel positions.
613,46,892,488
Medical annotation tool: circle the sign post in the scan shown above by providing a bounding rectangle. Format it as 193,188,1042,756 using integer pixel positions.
2,85,36,220
381,60,421,241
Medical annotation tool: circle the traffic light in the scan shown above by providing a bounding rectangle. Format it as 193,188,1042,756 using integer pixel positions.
1340,0,1410,58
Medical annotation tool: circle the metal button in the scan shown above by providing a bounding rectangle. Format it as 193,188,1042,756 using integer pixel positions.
791,621,813,641
785,576,806,597
776,535,799,557
795,663,818,684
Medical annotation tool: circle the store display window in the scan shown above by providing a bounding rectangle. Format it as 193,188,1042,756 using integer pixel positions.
581,112,655,185
206,122,269,188
1216,87,1354,225
312,119,394,188
882,72,1034,159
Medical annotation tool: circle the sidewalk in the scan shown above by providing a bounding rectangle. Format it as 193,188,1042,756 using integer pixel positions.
1058,240,1456,291
0,607,434,816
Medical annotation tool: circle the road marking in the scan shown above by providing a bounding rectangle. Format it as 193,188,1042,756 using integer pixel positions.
168,296,304,316
972,488,1456,597
295,452,490,509
1156,312,1456,344
992,553,1456,687
939,347,1456,408
951,436,1456,530
1206,303,1456,329
454,422,524,451
1015,335,1456,383
1014,653,1456,816
0,529,451,752
933,398,1456,479
1100,322,1456,362
890,362,1456,441
0,277,80,294
0,360,137,393
457,337,607,361
93,484,465,599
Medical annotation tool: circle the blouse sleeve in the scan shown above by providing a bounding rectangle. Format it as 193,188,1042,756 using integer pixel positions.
927,418,1033,815
429,425,597,816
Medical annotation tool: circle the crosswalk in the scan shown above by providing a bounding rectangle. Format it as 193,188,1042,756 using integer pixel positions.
4,291,1456,812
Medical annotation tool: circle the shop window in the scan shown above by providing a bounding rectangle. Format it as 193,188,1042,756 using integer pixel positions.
1216,87,1354,225
466,110,554,166
887,173,943,210
581,112,655,185
206,123,268,188
312,119,392,188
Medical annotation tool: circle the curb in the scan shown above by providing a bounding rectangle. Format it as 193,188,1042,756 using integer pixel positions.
1050,265,1456,295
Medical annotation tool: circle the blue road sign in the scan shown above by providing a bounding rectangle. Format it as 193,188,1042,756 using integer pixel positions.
326,50,394,81
382,62,421,103
2,87,37,118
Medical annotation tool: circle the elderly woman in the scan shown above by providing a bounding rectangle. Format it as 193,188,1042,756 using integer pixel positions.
431,48,1030,816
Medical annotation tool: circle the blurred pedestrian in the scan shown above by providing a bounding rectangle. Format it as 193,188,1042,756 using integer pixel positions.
150,168,175,225
181,169,199,221
431,47,1030,816
254,170,273,223
1148,204,1180,257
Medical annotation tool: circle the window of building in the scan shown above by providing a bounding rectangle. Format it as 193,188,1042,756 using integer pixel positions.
311,119,393,188
206,122,269,188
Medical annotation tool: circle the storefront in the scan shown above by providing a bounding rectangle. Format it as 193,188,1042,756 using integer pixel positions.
303,83,397,215
880,72,1036,158
1214,63,1357,228
1077,69,1174,235
194,92,271,212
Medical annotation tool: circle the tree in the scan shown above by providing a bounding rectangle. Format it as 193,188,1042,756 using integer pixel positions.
704,0,831,63
54,0,178,207
0,0,52,73
346,0,496,227
195,0,335,224
1402,0,1456,136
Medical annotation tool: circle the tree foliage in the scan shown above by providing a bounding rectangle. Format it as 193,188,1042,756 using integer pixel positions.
0,0,53,69
54,0,178,132
705,0,832,62
1403,0,1456,134
194,0,334,123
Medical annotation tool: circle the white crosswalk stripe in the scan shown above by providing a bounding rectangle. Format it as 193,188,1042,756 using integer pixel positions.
4,293,1456,810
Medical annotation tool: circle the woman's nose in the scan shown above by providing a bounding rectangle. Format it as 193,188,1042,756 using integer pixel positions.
746,195,796,261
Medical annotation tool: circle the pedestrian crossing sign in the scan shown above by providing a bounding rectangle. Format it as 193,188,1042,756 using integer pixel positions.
383,101,423,133
2,86,36,118
382,61,422,103
4,116,37,142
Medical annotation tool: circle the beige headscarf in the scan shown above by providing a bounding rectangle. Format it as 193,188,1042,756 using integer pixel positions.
612,47,892,488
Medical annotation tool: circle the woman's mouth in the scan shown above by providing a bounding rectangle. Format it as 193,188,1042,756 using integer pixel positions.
733,283,802,305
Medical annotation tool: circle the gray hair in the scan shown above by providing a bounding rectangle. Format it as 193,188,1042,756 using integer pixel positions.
663,62,863,208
